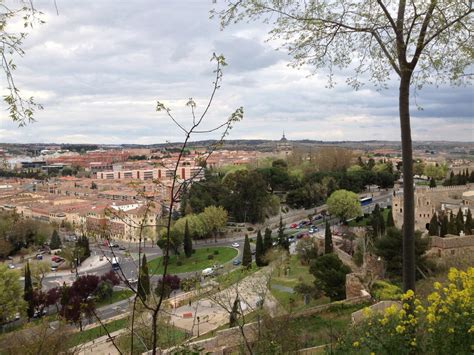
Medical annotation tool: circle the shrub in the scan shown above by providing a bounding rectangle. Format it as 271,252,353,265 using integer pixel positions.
176,260,183,266
207,254,214,260
213,250,219,255
247,227,254,232
333,267,474,354
192,249,196,254
371,280,402,301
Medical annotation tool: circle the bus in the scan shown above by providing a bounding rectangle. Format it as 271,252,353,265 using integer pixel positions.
359,196,373,206
111,257,120,271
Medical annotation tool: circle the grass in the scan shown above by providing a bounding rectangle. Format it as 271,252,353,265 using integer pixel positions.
215,263,260,289
288,303,369,348
68,317,129,348
148,247,238,274
270,255,329,312
96,289,134,308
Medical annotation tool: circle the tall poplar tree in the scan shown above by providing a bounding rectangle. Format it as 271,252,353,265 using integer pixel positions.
465,209,472,235
216,0,473,293
440,214,449,238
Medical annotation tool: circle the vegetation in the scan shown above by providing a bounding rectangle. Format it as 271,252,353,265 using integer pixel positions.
49,230,61,250
334,268,473,354
324,221,333,254
327,190,362,223
310,254,351,301
138,254,150,301
147,247,237,274
242,235,252,268
0,264,25,323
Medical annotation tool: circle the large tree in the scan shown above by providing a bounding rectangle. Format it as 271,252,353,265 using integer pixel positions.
0,264,26,323
49,230,62,250
215,0,473,293
327,189,362,223
309,253,351,301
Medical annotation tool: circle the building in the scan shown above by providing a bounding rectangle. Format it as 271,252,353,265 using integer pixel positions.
392,184,474,231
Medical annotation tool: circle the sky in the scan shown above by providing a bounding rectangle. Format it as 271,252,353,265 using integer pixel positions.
0,0,472,144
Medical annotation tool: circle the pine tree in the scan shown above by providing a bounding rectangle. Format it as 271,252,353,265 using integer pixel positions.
429,177,436,188
229,296,240,328
465,209,472,235
447,213,458,235
183,220,192,258
137,254,150,301
440,214,449,237
428,212,439,236
242,235,252,268
255,230,265,267
386,208,395,227
324,221,333,254
24,262,34,319
263,228,272,253
456,208,465,234
49,229,62,250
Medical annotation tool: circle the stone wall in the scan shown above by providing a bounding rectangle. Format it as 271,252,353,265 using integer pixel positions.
392,184,473,231
427,234,474,258
351,300,401,324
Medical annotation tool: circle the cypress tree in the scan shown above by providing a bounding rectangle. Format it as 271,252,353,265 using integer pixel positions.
386,208,395,227
379,210,386,236
137,254,150,301
428,212,439,236
242,235,252,268
440,214,449,237
324,221,333,254
49,229,62,250
429,177,436,188
277,215,289,252
470,171,474,183
24,262,34,319
183,220,192,258
371,204,381,238
456,208,464,234
465,209,472,235
263,228,272,253
447,213,458,235
255,230,265,267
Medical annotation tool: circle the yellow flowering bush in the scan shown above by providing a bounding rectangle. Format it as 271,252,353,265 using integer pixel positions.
332,267,474,354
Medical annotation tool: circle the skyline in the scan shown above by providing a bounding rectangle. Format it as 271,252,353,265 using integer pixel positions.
0,1,472,144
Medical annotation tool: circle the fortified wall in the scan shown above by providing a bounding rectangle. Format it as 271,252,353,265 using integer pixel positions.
392,184,473,231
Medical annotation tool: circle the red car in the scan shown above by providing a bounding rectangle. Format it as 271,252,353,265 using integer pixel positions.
290,223,298,229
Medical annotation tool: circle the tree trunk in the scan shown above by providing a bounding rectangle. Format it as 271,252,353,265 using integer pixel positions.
399,71,416,292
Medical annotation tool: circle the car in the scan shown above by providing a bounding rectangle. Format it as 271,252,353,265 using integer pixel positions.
231,242,240,248
313,214,323,221
288,236,295,243
111,243,120,248
8,264,15,269
119,246,126,251
232,259,241,266
251,249,256,255
36,254,43,260
202,267,215,277
51,265,58,272
7,256,13,261
290,223,298,229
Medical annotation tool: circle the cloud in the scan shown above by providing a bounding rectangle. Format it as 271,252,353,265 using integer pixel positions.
0,1,472,144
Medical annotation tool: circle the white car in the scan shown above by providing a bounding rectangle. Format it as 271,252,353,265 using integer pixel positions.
202,268,214,277
231,242,240,248
8,264,15,269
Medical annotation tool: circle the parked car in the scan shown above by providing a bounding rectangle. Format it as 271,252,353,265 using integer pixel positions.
51,265,58,272
290,223,298,229
111,243,120,248
119,246,126,251
8,264,15,269
313,214,323,221
232,259,241,266
36,254,43,260
231,242,240,248
288,236,295,243
202,267,215,277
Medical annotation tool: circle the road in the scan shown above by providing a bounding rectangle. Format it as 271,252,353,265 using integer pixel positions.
40,190,392,290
